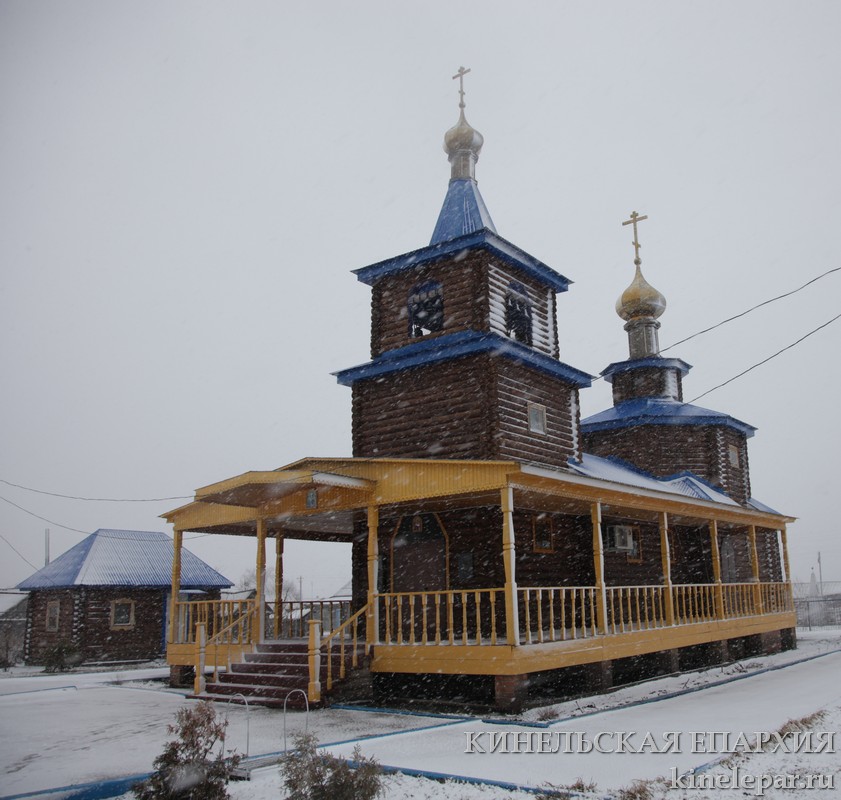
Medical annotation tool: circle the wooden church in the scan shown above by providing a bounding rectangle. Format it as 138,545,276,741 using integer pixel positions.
163,74,796,711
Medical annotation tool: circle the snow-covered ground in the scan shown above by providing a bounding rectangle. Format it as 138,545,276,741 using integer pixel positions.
1,630,839,799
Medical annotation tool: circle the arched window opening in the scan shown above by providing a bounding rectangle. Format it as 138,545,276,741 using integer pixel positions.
505,281,533,345
408,281,444,337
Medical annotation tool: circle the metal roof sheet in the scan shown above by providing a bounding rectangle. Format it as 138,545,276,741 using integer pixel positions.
429,178,497,244
17,529,232,590
580,397,756,438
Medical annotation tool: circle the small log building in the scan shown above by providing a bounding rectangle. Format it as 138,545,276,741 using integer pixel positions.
18,529,231,665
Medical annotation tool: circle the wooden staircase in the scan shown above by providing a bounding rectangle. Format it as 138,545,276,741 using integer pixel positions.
198,640,360,709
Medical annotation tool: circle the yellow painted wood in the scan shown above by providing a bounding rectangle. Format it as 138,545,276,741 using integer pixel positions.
163,501,257,531
659,512,675,625
748,525,764,614
274,532,284,639
370,612,797,676
168,530,182,645
307,620,322,703
591,502,607,634
501,487,520,646
256,518,266,643
709,520,725,620
367,505,380,646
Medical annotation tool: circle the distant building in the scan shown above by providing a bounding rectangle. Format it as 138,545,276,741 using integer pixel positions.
18,529,231,664
0,591,28,667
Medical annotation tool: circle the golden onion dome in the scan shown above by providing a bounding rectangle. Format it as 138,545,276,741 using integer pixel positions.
616,264,667,321
444,109,484,157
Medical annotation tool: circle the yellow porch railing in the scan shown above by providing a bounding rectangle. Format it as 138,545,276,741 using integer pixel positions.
193,602,259,694
672,583,718,625
268,599,352,639
379,589,504,646
173,599,257,644
323,603,369,691
606,585,668,633
520,586,599,643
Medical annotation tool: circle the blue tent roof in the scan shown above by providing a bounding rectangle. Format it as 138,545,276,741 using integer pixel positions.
580,397,756,438
17,529,232,590
430,178,497,244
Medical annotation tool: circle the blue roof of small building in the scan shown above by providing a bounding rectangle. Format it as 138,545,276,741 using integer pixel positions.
600,357,693,383
430,178,497,244
580,397,756,438
17,529,232,590
334,329,593,389
353,228,572,294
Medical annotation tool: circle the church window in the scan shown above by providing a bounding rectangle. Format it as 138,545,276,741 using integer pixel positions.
528,402,547,434
505,281,533,345
46,600,60,632
728,444,740,468
533,513,554,553
111,598,135,629
408,280,444,337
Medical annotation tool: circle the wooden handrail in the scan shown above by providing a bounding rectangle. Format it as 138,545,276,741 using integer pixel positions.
321,603,369,692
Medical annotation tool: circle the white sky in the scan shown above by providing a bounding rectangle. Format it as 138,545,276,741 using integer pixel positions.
1,1,839,594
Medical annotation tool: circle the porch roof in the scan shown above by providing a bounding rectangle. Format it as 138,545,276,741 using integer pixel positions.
162,456,793,537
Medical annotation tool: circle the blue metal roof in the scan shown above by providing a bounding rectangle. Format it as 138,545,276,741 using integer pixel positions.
17,529,232,590
430,178,497,244
600,357,692,383
334,329,592,388
580,397,756,438
568,453,742,507
353,228,572,293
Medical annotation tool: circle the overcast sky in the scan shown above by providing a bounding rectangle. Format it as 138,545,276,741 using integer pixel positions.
1,1,839,595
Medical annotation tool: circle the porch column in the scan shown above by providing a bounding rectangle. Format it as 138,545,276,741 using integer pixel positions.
748,525,764,614
366,504,379,646
780,525,793,609
659,512,675,626
256,518,267,643
501,486,520,646
274,532,284,639
590,502,607,634
168,528,183,644
709,520,725,620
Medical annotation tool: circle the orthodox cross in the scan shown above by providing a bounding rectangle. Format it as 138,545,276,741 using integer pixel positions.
453,66,471,109
622,210,648,264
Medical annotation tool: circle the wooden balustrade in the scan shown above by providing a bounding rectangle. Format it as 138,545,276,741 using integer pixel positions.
269,600,352,639
322,604,369,691
671,584,718,625
605,585,667,634
721,583,758,618
173,599,256,644
519,586,598,642
759,581,793,614
378,589,503,646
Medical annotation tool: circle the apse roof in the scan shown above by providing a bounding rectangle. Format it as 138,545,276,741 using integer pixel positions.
580,397,756,438
17,529,232,590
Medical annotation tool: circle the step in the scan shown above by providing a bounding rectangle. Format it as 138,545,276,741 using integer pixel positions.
218,672,308,688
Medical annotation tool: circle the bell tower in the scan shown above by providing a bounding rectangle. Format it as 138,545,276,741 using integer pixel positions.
335,70,592,469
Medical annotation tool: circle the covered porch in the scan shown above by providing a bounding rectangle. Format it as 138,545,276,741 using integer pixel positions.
162,457,796,710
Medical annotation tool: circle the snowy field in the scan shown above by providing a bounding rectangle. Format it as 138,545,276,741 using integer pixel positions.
1,630,839,799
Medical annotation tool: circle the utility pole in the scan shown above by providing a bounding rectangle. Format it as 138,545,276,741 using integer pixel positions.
44,529,50,566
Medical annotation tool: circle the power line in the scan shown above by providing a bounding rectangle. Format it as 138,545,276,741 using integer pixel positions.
0,494,89,534
0,532,39,570
688,312,841,404
662,266,840,354
0,478,190,503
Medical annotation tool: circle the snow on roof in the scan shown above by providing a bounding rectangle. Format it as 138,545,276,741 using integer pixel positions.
568,453,740,507
17,529,232,590
580,397,756,438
